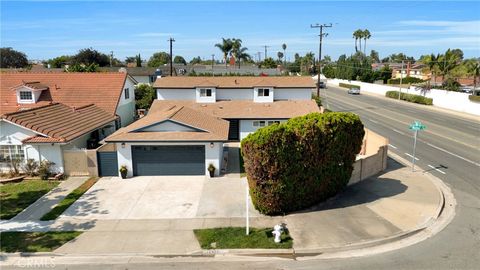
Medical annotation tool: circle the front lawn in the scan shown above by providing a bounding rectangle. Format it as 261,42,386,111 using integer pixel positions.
40,177,98,220
0,180,60,220
0,231,82,252
194,227,293,249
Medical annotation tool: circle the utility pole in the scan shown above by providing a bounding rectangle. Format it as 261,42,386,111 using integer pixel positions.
168,37,175,76
257,52,262,63
110,51,114,67
263,45,270,60
211,54,215,76
311,23,332,97
398,60,404,100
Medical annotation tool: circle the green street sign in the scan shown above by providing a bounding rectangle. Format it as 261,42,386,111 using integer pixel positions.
409,120,426,131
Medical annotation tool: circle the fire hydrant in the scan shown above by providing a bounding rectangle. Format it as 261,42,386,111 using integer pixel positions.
272,224,284,243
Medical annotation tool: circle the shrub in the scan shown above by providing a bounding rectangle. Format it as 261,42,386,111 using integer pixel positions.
387,77,425,84
311,93,322,107
385,91,433,105
469,95,480,102
241,112,364,215
339,83,360,89
38,160,54,180
22,159,39,177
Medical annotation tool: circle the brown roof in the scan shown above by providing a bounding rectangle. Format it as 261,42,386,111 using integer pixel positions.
0,72,129,115
2,103,117,143
153,76,316,89
105,103,229,142
149,99,320,119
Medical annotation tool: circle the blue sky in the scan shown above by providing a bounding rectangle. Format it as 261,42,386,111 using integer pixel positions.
1,1,479,61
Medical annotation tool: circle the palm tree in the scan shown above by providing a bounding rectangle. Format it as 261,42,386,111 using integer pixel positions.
353,29,363,52
277,51,284,63
422,53,439,86
438,49,460,82
466,60,480,88
282,43,287,65
215,38,233,68
363,29,371,54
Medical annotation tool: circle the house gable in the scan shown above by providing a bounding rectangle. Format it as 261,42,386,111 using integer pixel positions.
135,120,203,132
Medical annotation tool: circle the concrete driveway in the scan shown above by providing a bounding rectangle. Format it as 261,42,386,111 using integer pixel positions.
60,176,260,220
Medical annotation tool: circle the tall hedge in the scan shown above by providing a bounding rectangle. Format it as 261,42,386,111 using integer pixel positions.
241,112,364,215
385,91,433,105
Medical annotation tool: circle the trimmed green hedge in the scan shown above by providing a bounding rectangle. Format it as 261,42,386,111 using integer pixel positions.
385,91,433,105
387,77,425,84
468,95,480,103
241,112,364,215
339,83,360,89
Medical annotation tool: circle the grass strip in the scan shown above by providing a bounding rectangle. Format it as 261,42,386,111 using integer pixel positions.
40,177,98,221
0,180,60,220
0,231,82,252
194,227,293,249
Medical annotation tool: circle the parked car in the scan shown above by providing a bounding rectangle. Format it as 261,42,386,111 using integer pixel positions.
459,86,473,93
319,81,326,88
348,87,360,95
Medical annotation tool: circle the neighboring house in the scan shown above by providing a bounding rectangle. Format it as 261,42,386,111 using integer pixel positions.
105,76,319,177
0,72,137,173
100,67,165,84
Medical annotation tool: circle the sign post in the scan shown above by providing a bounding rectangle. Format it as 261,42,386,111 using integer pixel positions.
409,121,426,172
246,184,250,235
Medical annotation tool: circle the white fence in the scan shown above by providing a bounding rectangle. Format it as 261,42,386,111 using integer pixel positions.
327,79,480,116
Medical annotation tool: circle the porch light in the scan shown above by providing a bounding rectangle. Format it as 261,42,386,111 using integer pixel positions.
210,142,214,148
121,142,125,148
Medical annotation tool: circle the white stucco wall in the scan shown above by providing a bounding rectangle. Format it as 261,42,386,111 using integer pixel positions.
157,89,196,100
216,89,253,100
275,88,312,100
25,144,64,173
116,77,136,127
195,88,216,103
239,119,287,140
116,142,223,177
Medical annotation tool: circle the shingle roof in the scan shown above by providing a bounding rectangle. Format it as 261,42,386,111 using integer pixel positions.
2,103,117,143
0,72,129,116
153,76,316,88
149,99,320,119
105,103,229,142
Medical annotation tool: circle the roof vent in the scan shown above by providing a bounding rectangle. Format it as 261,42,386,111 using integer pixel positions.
219,106,223,109
201,104,207,107
234,79,238,84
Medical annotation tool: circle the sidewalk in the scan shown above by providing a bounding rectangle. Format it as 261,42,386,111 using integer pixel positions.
0,156,446,257
11,177,88,221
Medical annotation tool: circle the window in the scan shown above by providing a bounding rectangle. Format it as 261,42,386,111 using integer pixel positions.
124,88,130,99
0,145,25,163
200,88,212,97
258,88,270,97
19,91,33,101
268,121,280,125
253,121,266,127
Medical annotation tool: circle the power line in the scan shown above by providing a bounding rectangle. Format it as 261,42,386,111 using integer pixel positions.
311,23,332,99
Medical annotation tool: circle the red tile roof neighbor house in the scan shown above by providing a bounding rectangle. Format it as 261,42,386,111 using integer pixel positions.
0,72,131,115
2,103,117,143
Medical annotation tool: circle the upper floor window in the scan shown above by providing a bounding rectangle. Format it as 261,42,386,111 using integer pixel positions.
258,88,270,97
124,88,130,99
19,91,33,101
200,88,212,97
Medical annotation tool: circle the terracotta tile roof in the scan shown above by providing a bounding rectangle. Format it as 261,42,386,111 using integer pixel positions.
105,104,229,142
153,76,316,88
2,103,117,143
0,72,129,116
149,99,320,119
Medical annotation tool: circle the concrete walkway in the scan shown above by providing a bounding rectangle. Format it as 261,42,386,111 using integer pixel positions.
11,177,88,221
0,157,444,255
224,142,241,178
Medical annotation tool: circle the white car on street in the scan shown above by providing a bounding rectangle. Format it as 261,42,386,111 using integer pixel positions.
348,87,360,95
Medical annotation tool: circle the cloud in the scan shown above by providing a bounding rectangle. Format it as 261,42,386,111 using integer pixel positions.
397,20,480,34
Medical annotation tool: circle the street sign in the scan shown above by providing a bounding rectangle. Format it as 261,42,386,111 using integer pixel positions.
409,120,426,131
409,121,426,172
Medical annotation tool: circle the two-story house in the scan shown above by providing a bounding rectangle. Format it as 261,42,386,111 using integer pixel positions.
105,76,319,177
0,72,137,173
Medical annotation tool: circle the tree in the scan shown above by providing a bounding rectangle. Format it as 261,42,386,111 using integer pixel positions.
190,56,202,65
353,29,364,52
0,47,29,68
362,29,371,54
147,51,170,67
259,57,277,68
438,49,461,81
230,39,251,68
422,53,440,86
236,47,251,68
282,43,287,65
65,63,98,72
134,84,155,110
136,54,142,67
215,38,233,68
466,59,480,88
47,55,71,68
125,56,136,64
370,50,379,63
173,55,187,65
72,48,110,66
277,51,284,63
382,53,415,63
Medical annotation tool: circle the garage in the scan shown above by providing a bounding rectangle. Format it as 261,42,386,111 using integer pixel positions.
132,145,205,176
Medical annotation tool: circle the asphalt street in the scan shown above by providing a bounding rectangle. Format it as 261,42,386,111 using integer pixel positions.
3,86,479,270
